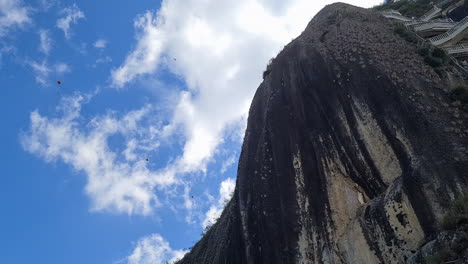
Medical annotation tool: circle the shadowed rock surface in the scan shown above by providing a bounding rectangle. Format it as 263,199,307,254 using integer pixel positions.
178,3,468,263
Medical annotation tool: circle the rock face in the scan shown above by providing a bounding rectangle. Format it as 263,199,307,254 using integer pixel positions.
178,3,468,264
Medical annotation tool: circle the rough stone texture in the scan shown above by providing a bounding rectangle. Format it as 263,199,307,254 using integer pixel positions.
178,3,468,264
406,231,468,263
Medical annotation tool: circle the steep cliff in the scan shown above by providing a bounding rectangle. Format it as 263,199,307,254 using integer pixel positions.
178,3,468,263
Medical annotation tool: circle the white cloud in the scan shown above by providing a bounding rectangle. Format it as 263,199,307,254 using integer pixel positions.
111,11,164,88
55,62,70,73
94,39,107,48
96,56,112,64
219,178,235,202
38,0,55,10
112,0,382,184
0,0,31,37
56,4,85,39
0,45,15,68
29,60,51,86
38,29,52,55
29,60,71,86
220,155,236,174
21,94,175,215
126,234,187,264
202,178,235,228
91,56,112,68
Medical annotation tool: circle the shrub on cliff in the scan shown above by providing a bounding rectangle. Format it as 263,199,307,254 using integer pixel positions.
394,24,420,44
441,192,468,230
426,248,458,264
393,25,449,68
425,193,468,264
424,56,443,68
450,85,468,106
432,47,447,59
417,46,430,56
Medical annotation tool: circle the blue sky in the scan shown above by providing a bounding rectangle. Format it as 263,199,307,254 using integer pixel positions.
0,0,382,263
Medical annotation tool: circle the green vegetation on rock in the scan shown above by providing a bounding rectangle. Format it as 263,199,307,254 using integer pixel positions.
426,247,458,264
393,24,449,68
425,193,468,263
426,47,449,68
394,23,420,44
442,192,468,230
450,85,468,110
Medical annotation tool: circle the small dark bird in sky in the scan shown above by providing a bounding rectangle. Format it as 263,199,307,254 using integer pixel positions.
173,58,176,61
191,196,194,199
146,158,149,161
57,81,61,84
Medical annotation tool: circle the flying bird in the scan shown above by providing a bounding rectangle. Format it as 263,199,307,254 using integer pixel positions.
57,81,61,84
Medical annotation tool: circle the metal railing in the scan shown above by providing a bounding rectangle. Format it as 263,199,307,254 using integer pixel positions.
405,20,425,27
413,21,456,32
436,0,458,8
445,43,468,54
431,18,454,22
449,56,468,78
407,18,453,28
429,16,468,45
381,10,413,22
420,6,442,21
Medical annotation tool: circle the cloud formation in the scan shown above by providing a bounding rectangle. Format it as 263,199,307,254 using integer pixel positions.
126,234,187,264
38,0,55,10
38,29,52,55
56,4,85,39
29,60,50,85
94,39,107,48
202,178,235,228
20,92,232,219
28,60,70,86
220,155,236,174
21,94,174,215
112,11,164,88
0,0,31,37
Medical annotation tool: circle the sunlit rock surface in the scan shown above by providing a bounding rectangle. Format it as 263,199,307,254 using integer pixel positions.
178,3,468,263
